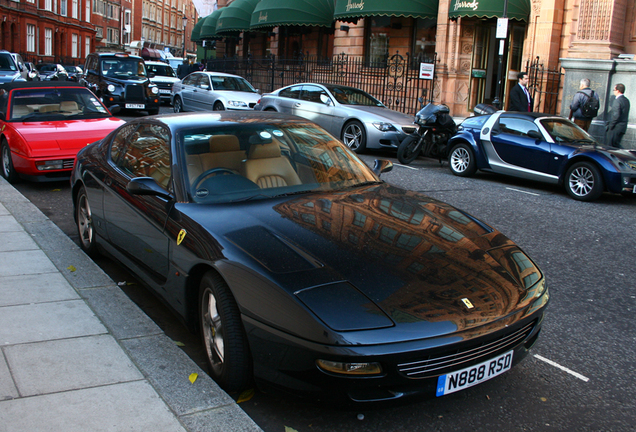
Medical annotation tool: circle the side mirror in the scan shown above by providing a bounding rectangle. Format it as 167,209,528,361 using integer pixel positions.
87,70,98,76
527,130,542,140
127,177,172,200
108,104,121,115
373,159,393,176
148,72,155,78
320,94,332,105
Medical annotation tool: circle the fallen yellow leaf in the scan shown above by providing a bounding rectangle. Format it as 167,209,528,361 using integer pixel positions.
540,397,547,402
67,265,76,272
175,341,185,347
237,388,255,403
284,427,299,432
189,373,198,384
51,189,61,192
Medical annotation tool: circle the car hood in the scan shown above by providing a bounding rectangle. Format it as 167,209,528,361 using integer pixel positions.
0,71,21,82
13,118,126,156
344,105,414,125
185,183,544,343
218,90,261,103
150,76,180,84
103,76,150,86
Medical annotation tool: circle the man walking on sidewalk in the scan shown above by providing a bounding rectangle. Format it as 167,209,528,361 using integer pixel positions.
568,78,599,132
605,83,630,148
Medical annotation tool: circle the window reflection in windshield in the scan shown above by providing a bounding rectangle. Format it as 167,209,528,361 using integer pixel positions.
541,119,596,144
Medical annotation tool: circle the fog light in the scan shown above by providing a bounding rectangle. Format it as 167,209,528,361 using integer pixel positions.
35,160,64,170
316,359,382,375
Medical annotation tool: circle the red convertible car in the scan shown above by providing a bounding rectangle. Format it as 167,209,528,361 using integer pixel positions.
0,81,125,182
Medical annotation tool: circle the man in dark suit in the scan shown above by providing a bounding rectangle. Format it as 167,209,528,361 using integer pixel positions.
508,72,533,112
606,83,630,148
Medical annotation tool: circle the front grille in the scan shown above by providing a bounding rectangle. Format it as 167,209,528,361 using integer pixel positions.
63,159,75,169
155,82,173,91
397,321,535,379
249,102,256,108
402,126,416,134
125,85,145,102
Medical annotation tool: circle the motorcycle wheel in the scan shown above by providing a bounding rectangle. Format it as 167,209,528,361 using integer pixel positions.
397,135,425,165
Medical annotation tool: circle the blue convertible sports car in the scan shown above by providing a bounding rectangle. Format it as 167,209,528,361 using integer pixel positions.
447,111,636,201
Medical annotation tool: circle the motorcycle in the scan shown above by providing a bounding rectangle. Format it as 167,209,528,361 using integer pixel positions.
397,99,458,165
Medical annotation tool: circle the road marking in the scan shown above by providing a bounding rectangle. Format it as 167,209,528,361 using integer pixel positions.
506,187,540,196
395,164,419,170
534,354,590,382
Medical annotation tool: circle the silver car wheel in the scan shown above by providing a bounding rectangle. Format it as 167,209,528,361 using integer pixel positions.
201,286,225,375
568,166,594,197
342,121,366,152
75,186,97,255
450,147,470,173
173,97,183,113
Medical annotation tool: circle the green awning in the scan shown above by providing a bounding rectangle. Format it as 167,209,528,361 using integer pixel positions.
216,0,261,34
251,0,335,29
199,9,224,40
191,16,206,41
448,0,531,21
334,0,437,21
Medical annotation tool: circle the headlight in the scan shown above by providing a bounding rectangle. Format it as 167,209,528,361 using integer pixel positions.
35,160,64,170
151,86,159,95
372,122,397,132
227,100,248,108
316,360,383,376
107,84,116,92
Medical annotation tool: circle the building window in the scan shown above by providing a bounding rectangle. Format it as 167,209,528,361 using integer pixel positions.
96,27,103,40
365,16,390,67
107,28,119,44
72,0,78,19
45,0,52,11
26,0,35,3
412,18,436,63
45,28,52,56
61,0,67,16
86,0,90,21
72,34,78,58
26,24,36,52
85,36,91,57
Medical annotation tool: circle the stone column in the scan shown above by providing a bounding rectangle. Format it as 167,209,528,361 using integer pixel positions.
568,0,628,59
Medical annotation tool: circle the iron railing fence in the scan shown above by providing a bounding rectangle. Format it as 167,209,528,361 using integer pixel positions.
206,52,437,116
527,56,563,115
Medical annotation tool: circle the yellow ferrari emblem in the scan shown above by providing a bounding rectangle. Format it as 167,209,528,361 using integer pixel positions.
461,298,474,309
177,229,187,246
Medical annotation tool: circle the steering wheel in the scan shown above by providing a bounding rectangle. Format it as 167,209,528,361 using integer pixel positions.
193,168,239,190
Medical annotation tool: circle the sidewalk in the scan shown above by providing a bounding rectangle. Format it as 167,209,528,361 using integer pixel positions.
0,177,262,432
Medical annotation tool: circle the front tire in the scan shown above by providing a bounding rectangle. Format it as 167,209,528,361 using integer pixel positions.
199,271,252,392
448,143,477,177
565,161,604,201
1,140,18,183
342,120,367,153
75,186,99,256
213,101,225,111
397,135,424,165
173,96,184,113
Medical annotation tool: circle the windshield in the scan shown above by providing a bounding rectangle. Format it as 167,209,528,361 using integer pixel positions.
179,121,379,204
323,84,384,107
541,119,597,144
210,76,256,92
146,64,176,78
8,87,112,121
0,54,18,71
101,58,147,78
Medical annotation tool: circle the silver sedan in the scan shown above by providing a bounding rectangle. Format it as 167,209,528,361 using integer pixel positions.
254,83,415,153
171,71,261,112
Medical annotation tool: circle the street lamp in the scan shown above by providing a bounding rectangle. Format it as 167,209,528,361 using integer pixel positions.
182,15,188,58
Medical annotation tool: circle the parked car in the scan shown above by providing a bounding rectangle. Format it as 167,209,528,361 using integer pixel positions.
80,52,160,115
35,63,69,81
25,62,41,81
10,53,29,81
0,81,125,183
171,71,260,113
144,60,179,104
63,65,83,82
254,83,416,153
447,111,636,201
0,50,26,83
70,111,549,402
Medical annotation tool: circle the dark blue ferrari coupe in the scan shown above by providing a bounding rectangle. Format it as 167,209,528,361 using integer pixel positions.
71,111,549,402
447,111,636,201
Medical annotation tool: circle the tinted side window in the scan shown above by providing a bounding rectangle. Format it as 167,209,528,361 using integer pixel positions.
197,75,211,90
110,123,138,164
279,85,302,99
301,85,328,103
182,74,197,86
118,124,172,190
497,117,540,138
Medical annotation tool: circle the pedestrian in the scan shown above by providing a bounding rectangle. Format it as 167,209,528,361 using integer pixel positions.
177,59,189,79
508,72,533,112
568,78,599,132
605,83,630,148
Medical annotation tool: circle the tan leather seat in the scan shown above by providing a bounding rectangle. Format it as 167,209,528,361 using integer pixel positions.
11,105,33,119
243,141,301,188
60,101,81,114
38,104,60,113
186,134,245,184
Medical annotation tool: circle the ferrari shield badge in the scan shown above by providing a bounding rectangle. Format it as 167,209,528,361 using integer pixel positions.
461,298,474,309
177,229,187,246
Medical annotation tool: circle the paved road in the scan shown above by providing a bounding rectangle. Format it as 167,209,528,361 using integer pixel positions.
13,107,636,431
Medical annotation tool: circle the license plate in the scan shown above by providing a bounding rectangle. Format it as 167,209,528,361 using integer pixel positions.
159,89,170,94
436,350,513,397
125,103,145,109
